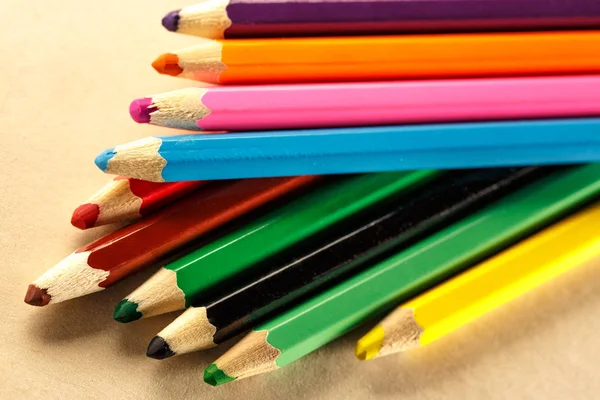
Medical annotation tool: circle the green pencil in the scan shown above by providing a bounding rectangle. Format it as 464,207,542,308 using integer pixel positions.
113,171,437,322
204,164,600,386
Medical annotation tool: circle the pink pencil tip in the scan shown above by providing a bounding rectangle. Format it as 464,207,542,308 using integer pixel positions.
129,97,154,124
71,203,100,230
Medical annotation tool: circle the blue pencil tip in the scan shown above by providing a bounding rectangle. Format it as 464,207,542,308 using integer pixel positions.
95,148,116,172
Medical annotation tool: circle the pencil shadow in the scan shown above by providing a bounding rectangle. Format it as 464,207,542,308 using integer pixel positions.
114,310,186,358
26,218,600,400
25,265,160,344
69,222,130,249
24,219,190,346
145,317,377,400
142,257,600,400
362,257,600,398
147,333,247,399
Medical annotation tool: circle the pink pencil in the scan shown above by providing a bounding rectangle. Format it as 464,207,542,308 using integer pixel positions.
129,75,600,132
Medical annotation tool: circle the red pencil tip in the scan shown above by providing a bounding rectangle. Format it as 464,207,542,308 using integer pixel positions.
71,203,100,230
24,284,51,306
152,53,183,76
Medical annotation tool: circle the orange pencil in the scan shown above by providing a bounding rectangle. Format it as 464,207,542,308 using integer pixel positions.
152,30,600,84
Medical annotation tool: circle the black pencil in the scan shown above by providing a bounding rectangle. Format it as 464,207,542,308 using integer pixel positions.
147,166,548,359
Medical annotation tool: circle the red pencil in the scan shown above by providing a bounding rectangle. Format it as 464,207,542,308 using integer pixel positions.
25,176,317,306
71,177,205,229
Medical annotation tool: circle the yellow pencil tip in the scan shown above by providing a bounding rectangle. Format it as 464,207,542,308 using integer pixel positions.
355,326,385,361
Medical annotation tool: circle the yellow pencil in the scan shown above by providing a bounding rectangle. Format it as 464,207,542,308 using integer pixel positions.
356,201,600,361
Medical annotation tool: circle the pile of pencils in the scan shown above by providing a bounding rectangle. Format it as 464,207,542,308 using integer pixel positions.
25,0,600,387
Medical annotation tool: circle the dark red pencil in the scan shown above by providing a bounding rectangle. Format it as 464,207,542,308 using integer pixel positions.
25,176,317,306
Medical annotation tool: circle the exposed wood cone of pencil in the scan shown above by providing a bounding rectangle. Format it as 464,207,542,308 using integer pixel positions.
356,201,600,360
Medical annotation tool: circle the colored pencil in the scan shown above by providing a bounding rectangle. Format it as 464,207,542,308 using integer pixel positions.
203,164,600,386
356,201,600,361
112,171,436,323
150,31,600,84
24,177,315,306
147,167,545,359
71,177,204,229
129,76,600,132
162,0,600,39
95,118,600,182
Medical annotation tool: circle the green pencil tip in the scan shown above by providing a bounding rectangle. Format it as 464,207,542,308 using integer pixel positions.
113,299,142,323
204,364,236,386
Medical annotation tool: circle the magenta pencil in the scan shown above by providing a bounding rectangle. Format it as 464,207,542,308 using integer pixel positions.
129,75,600,132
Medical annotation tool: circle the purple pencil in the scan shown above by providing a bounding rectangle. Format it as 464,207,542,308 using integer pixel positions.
162,0,600,39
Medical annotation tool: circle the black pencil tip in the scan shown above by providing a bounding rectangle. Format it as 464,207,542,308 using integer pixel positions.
147,336,175,359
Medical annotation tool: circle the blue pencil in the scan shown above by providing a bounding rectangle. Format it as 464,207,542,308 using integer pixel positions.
95,118,600,182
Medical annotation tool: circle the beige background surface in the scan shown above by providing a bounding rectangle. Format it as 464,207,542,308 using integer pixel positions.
2,1,600,399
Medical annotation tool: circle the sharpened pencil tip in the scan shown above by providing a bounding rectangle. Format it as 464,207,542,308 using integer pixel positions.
94,148,116,173
71,203,100,229
355,326,385,360
162,10,181,32
152,53,183,76
146,336,175,359
113,299,142,323
129,98,153,124
204,364,236,386
24,284,51,306
354,349,369,361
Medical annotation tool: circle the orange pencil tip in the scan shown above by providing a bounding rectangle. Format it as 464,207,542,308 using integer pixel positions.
24,284,51,307
152,53,183,76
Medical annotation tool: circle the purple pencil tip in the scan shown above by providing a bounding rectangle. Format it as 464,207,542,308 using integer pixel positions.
162,10,181,32
129,98,153,124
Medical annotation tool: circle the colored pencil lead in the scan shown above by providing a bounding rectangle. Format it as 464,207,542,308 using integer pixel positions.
148,305,218,358
152,53,182,77
129,88,209,130
129,98,153,124
204,364,235,386
204,330,280,385
113,299,142,323
114,267,186,322
24,285,50,307
161,10,180,32
162,0,231,38
71,203,100,229
152,41,226,82
355,327,389,361
146,336,174,359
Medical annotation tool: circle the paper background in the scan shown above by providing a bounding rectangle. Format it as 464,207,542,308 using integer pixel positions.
2,1,600,398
